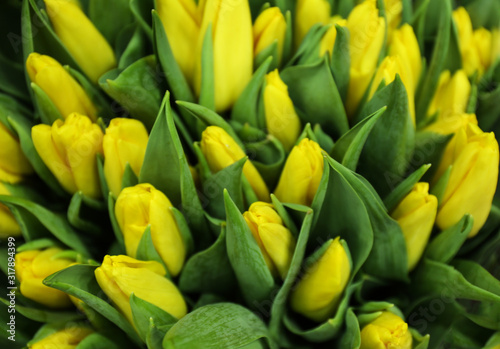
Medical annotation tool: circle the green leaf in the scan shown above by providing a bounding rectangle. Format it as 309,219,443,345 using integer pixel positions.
383,164,431,212
199,24,215,110
330,24,350,103
0,297,82,324
254,41,278,72
331,106,386,171
424,215,473,264
107,195,125,255
67,192,106,235
170,207,194,256
232,57,272,129
43,265,142,345
88,0,133,48
281,58,349,139
163,303,276,349
16,238,58,252
139,92,181,204
30,83,63,124
116,25,149,70
0,196,90,256
99,56,162,130
338,308,361,349
355,76,415,197
202,156,246,220
178,227,237,297
224,190,275,305
136,226,169,277
120,163,139,190
313,124,335,154
130,0,154,39
246,136,286,190
77,332,130,349
130,294,177,343
430,166,451,205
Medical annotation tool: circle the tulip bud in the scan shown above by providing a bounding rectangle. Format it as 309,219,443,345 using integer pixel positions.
383,0,403,37
274,138,324,206
0,122,33,184
0,183,21,238
345,1,386,115
389,24,422,92
453,7,495,76
263,70,301,151
94,255,187,325
295,0,331,48
43,0,117,83
32,113,103,199
26,53,98,121
200,126,269,201
243,202,296,279
156,0,200,83
195,0,253,112
360,311,412,349
15,247,74,308
436,123,499,238
103,118,149,197
368,55,416,123
290,237,351,322
115,183,186,277
30,326,93,349
319,16,347,58
391,183,438,271
253,7,287,64
425,113,478,181
427,70,471,120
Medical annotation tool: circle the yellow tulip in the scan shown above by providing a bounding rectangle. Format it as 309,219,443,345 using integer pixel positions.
253,7,287,64
0,183,21,238
427,70,471,120
290,237,350,322
103,118,149,197
436,123,499,238
156,0,200,83
195,0,253,112
425,113,478,181
360,311,412,349
274,138,324,206
345,1,386,116
200,126,269,201
295,0,331,48
391,183,438,271
319,16,347,57
453,7,495,76
15,247,74,308
368,55,416,123
243,202,296,279
32,113,103,199
0,122,33,184
26,53,97,121
389,24,422,91
94,255,187,325
43,0,117,83
115,183,186,277
263,70,301,151
383,0,403,37
30,326,93,349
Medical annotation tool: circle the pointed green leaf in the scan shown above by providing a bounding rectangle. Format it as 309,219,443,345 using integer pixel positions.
135,226,169,277
199,24,215,110
130,294,177,343
330,24,350,103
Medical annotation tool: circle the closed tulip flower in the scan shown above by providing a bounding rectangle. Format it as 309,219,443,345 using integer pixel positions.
389,24,422,92
253,7,287,64
29,326,93,349
26,53,97,121
427,70,471,120
15,247,74,308
319,16,347,57
360,311,412,349
94,255,187,325
195,0,253,112
243,202,296,279
436,123,499,238
0,183,22,238
0,121,32,183
290,237,351,322
345,1,386,115
32,113,103,199
43,0,116,83
263,70,301,151
295,0,331,48
103,118,149,197
157,0,200,83
115,183,185,277
391,183,438,271
200,126,269,201
274,138,324,206
369,55,416,123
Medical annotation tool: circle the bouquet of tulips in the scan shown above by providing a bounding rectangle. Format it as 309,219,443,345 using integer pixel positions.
1,0,500,348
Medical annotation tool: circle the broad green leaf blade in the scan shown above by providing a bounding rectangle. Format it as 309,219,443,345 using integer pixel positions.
330,24,350,103
199,24,214,110
136,226,169,277
0,297,82,323
130,294,177,343
30,83,63,124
